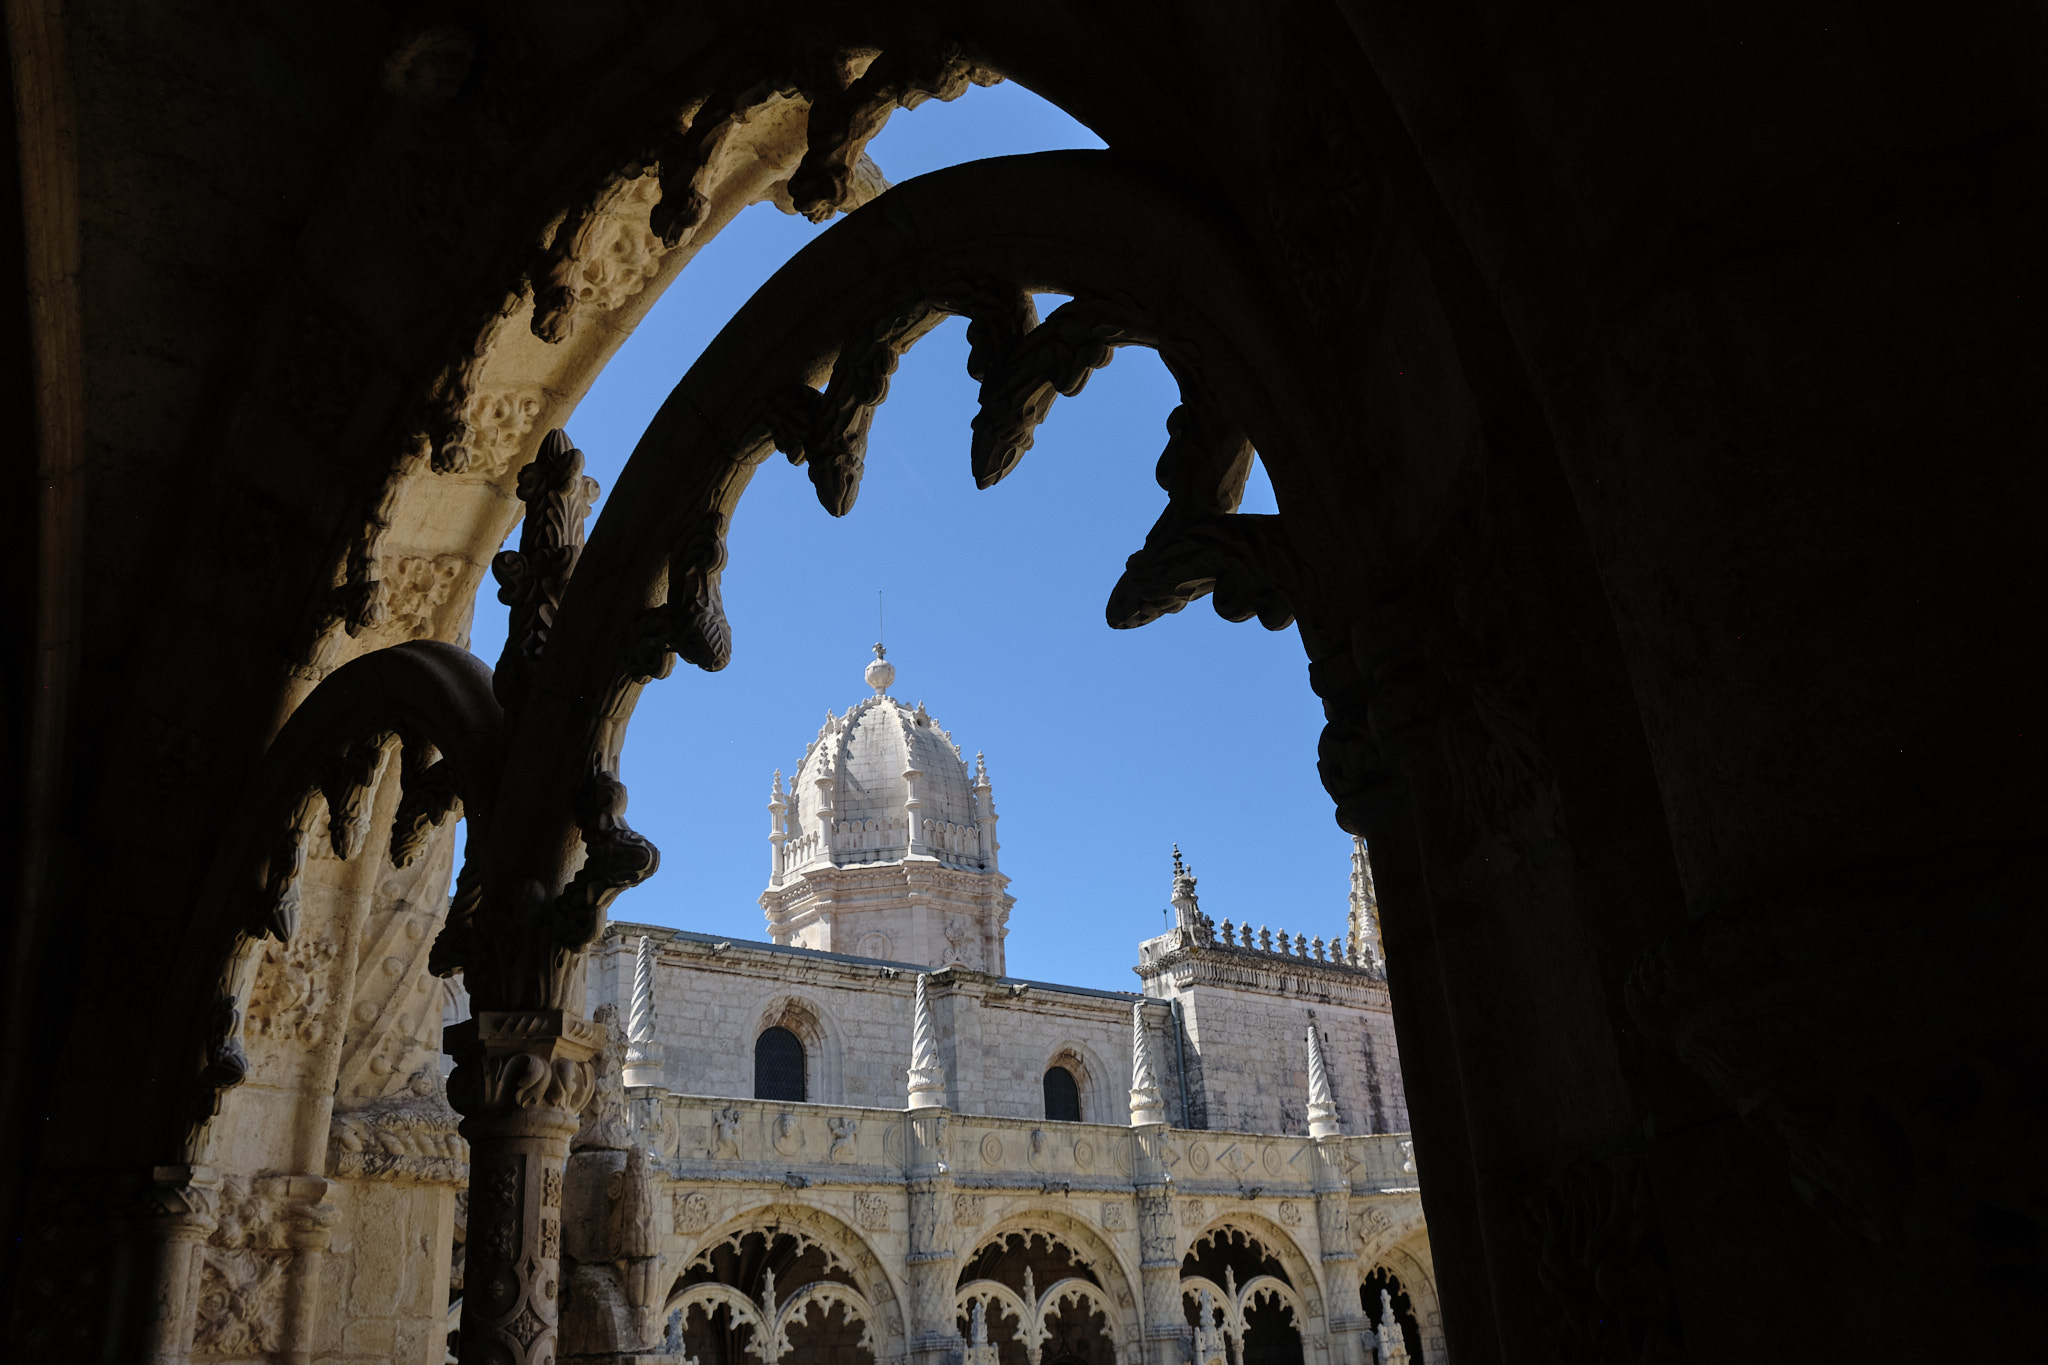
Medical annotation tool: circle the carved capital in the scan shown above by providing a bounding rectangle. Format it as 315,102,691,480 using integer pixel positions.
144,1165,222,1242
446,1009,602,1131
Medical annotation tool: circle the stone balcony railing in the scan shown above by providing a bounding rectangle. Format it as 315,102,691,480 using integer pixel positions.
626,1090,1417,1199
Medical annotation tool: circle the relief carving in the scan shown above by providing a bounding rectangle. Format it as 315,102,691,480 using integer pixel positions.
712,1107,742,1159
674,1192,712,1234
855,1193,890,1230
244,933,342,1049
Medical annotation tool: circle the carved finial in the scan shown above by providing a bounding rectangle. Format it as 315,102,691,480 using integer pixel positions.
1306,1021,1340,1139
907,974,945,1109
770,769,785,799
865,642,896,695
1378,1287,1409,1363
1129,1000,1168,1126
622,936,666,1088
1312,935,1326,962
1170,847,1202,935
1294,932,1308,958
1349,835,1385,971
629,935,656,1044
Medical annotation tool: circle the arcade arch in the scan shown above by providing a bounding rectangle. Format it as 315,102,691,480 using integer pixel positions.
1180,1221,1318,1365
667,1204,907,1365
955,1221,1134,1365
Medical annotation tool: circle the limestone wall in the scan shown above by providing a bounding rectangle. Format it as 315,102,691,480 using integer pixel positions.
589,926,1183,1124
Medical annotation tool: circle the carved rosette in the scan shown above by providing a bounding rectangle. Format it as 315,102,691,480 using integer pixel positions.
446,1009,601,1365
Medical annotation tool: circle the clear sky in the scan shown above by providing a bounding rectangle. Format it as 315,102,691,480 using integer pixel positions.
465,81,1355,991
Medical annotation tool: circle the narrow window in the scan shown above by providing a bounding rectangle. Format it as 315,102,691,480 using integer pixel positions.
1043,1064,1082,1122
755,1026,806,1101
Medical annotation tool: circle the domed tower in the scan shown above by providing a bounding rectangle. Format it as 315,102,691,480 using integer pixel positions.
760,647,1013,972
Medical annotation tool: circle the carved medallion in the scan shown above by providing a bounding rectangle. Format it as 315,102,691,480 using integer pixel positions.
980,1133,1004,1167
1073,1138,1096,1170
673,1192,712,1234
1188,1143,1210,1174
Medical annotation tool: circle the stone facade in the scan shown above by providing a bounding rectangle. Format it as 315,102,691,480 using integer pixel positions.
563,664,1435,1363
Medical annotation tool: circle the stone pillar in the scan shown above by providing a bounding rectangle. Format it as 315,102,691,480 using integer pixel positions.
447,1009,601,1365
142,1164,220,1365
767,770,787,886
904,1108,959,1365
279,1176,338,1365
903,763,926,857
1314,1140,1369,1365
1132,1125,1186,1365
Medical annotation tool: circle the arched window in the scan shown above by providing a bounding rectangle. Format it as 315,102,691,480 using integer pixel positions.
755,1026,806,1101
1043,1064,1082,1122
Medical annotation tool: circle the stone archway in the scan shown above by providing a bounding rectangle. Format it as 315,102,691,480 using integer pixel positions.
1179,1219,1322,1365
1040,1039,1115,1127
667,1202,907,1365
955,1217,1138,1365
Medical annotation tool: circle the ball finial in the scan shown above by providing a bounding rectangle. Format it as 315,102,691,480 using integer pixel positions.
864,641,895,695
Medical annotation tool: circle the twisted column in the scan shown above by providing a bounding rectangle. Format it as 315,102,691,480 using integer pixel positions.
622,935,665,1088
446,1009,601,1365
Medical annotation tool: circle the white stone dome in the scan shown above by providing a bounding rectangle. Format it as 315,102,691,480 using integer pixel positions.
779,653,991,873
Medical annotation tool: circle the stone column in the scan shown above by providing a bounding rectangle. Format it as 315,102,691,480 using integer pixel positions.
904,1108,959,1365
142,1164,220,1365
279,1176,338,1365
1315,1140,1369,1365
1131,1125,1185,1365
447,1009,601,1365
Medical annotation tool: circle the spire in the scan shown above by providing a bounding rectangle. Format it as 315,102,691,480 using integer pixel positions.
1170,845,1203,935
622,935,666,1087
906,973,946,1109
865,640,896,695
1349,836,1384,969
1305,1016,1340,1139
1129,1000,1168,1126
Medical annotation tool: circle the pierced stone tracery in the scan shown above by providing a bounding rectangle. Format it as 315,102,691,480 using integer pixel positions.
668,1227,877,1365
955,1228,1120,1365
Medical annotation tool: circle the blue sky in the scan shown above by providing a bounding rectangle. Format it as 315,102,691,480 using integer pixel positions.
466,81,1354,991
